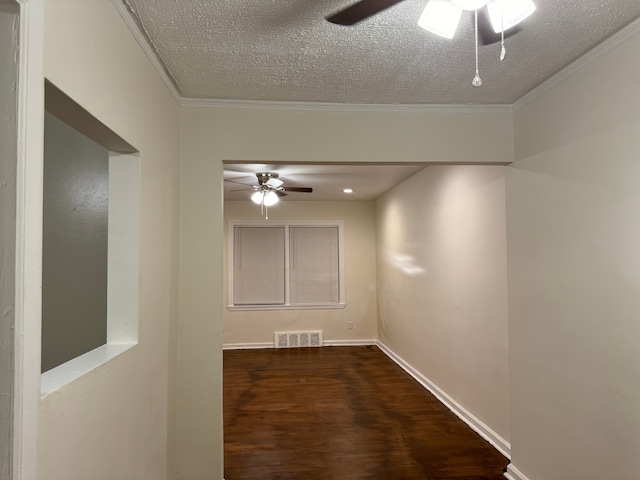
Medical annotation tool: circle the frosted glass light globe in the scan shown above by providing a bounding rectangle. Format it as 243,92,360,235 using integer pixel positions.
451,0,488,11
418,0,463,39
263,191,279,206
251,191,264,205
487,0,536,32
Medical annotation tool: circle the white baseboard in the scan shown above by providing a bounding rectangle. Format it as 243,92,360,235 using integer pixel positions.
504,464,531,480
323,339,377,347
223,342,273,350
223,339,377,350
376,340,511,459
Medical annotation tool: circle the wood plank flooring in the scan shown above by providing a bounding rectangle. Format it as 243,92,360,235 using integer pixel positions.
224,346,508,480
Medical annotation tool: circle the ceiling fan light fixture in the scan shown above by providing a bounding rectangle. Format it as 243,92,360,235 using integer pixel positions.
263,190,280,206
251,190,264,205
451,0,488,11
251,189,280,206
486,0,535,33
418,0,463,39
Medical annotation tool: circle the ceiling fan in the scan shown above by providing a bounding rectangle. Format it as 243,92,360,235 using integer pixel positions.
327,0,534,35
251,172,313,202
327,0,536,85
226,171,313,218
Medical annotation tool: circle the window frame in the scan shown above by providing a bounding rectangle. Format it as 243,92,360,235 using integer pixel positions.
228,220,346,311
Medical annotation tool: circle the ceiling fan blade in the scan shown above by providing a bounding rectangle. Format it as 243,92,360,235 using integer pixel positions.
283,187,313,193
224,178,254,186
274,190,288,197
266,177,284,188
326,0,407,25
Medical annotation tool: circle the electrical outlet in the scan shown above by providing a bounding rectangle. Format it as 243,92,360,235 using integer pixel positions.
348,321,353,330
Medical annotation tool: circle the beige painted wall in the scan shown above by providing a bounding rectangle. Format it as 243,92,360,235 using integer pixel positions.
0,4,18,478
39,0,180,478
223,201,378,345
41,113,109,372
180,104,513,477
507,24,640,480
28,4,640,476
376,165,510,444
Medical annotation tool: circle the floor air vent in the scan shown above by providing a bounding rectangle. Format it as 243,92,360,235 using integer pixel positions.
275,331,323,349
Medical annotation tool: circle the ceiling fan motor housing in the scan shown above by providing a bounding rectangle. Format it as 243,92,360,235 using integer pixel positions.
252,171,312,195
256,172,279,185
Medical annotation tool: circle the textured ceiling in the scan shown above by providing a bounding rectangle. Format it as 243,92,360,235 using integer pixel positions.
124,0,640,104
121,0,640,202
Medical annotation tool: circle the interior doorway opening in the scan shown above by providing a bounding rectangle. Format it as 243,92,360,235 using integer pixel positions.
220,160,511,476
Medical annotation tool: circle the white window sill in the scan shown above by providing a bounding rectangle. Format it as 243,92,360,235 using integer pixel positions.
228,303,346,312
41,342,137,397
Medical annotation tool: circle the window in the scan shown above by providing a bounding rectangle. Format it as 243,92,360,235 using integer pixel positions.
229,221,345,310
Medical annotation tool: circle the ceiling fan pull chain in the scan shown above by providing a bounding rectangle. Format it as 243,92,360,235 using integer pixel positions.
500,0,506,61
262,191,268,220
472,9,482,87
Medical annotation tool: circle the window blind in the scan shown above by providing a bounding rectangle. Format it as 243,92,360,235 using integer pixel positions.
289,226,339,304
233,226,285,305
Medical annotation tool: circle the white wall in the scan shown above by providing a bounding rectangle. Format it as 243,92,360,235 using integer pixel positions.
223,201,378,346
507,22,640,480
376,165,510,447
38,0,180,478
180,103,513,477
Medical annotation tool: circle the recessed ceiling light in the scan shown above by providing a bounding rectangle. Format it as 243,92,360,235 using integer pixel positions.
343,188,353,194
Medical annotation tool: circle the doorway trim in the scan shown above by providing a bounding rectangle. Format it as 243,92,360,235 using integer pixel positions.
13,1,44,479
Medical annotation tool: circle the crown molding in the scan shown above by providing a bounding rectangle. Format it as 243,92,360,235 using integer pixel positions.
514,15,640,111
111,0,182,105
180,96,513,114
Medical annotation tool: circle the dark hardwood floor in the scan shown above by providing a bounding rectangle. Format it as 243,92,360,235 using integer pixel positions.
224,346,508,479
